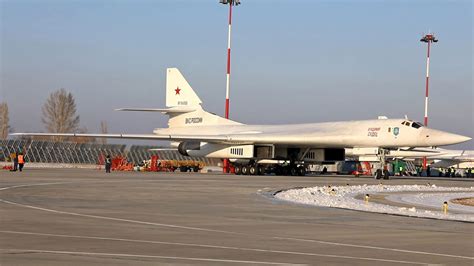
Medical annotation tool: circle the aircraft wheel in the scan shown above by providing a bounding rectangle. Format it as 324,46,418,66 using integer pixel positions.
241,165,249,175
257,165,265,175
290,167,298,176
274,166,282,176
234,165,242,175
249,165,257,175
374,169,382,179
297,166,306,176
383,169,390,180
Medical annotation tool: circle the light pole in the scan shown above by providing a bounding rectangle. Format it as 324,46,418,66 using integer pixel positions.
220,0,240,120
220,0,240,173
420,33,438,170
420,33,438,127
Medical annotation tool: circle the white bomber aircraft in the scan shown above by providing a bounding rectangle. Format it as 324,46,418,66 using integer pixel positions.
12,68,471,177
424,148,474,169
346,147,474,163
346,147,474,169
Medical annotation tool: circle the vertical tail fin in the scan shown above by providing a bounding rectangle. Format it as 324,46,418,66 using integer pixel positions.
117,68,243,129
163,68,242,128
166,68,202,108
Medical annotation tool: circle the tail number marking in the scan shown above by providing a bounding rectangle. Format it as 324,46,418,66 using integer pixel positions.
185,117,203,124
367,127,380,137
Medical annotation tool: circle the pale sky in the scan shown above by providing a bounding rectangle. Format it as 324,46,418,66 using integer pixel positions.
1,0,472,148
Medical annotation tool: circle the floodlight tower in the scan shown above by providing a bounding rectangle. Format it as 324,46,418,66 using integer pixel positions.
220,0,240,119
420,33,438,127
420,33,438,170
220,0,240,173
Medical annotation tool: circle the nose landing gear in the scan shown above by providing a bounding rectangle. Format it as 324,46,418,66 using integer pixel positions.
374,148,390,180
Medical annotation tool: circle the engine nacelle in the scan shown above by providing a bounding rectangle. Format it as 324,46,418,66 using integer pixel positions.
177,142,254,158
177,141,201,156
347,147,379,156
301,148,345,162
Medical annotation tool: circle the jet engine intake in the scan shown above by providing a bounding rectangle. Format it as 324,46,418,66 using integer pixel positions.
177,141,201,156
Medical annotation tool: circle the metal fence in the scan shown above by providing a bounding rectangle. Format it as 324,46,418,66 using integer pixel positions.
0,139,219,166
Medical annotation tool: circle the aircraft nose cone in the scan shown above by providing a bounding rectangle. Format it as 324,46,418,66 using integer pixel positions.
424,129,472,146
457,135,472,143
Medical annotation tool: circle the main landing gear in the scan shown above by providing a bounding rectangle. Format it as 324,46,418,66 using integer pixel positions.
374,169,390,180
234,161,306,176
234,163,265,176
273,164,306,176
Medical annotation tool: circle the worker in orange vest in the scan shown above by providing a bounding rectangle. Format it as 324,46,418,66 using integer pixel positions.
17,153,25,172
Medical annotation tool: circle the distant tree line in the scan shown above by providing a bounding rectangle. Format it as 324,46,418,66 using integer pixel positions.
3,88,108,143
42,88,80,141
0,102,11,140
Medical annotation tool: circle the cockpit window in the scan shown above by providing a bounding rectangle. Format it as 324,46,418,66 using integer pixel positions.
401,121,411,126
411,122,423,129
401,120,423,128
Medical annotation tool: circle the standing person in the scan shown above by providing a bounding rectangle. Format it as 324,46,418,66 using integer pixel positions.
13,152,18,172
10,153,17,171
416,166,422,177
105,155,112,173
426,165,431,177
17,153,25,172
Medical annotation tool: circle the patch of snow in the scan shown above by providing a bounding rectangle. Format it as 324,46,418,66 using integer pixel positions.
275,184,474,222
387,192,474,214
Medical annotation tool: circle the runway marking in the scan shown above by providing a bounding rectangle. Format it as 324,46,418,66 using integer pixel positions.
0,248,304,265
270,236,474,261
0,182,76,191
1,181,473,262
0,198,242,235
0,230,428,265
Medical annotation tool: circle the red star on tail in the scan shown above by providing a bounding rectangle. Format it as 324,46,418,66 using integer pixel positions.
175,87,181,95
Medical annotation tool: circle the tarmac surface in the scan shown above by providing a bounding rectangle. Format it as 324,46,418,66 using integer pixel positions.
0,169,473,265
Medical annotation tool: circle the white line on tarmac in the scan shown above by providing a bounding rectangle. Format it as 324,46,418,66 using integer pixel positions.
0,198,242,235
1,182,472,262
271,236,474,261
0,230,428,265
0,182,76,191
0,248,304,265
0,179,237,191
